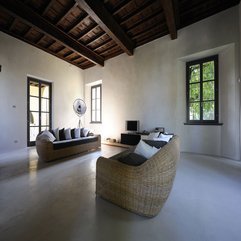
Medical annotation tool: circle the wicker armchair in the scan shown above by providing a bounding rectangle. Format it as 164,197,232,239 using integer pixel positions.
96,136,180,217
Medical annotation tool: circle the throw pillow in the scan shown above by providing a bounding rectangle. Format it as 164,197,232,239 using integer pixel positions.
134,140,160,159
49,129,56,138
74,128,81,138
156,133,173,142
118,152,147,166
38,130,56,142
143,139,166,149
147,132,160,140
59,128,66,140
71,128,75,139
53,128,59,141
81,127,89,137
64,128,72,140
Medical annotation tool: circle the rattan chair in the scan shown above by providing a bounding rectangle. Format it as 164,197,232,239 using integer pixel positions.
96,136,180,217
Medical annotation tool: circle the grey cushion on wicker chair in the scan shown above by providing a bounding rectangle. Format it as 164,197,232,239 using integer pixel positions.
96,135,180,217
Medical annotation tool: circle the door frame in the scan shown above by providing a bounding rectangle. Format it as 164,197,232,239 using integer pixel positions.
27,77,52,146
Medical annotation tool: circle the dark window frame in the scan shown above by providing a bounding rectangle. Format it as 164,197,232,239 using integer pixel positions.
91,84,102,123
27,77,52,146
185,55,221,125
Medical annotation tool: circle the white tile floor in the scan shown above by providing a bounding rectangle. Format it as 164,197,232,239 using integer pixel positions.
0,145,241,241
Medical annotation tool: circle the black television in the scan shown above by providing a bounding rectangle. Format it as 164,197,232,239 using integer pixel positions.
126,120,139,132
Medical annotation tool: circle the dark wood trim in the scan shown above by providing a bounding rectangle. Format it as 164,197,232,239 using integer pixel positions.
160,0,177,39
76,0,135,56
0,0,104,66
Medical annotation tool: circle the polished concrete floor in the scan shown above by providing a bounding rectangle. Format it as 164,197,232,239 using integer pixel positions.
0,145,241,241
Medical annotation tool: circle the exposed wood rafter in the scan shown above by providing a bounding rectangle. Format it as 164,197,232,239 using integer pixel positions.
75,0,135,56
0,0,104,66
0,0,238,70
160,0,177,39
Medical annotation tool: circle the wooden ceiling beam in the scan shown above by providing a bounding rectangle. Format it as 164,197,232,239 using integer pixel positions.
160,0,177,39
8,17,17,31
0,0,104,66
77,23,98,40
92,38,113,51
173,0,180,29
112,0,132,16
66,14,89,33
41,0,54,16
56,2,78,25
75,0,135,55
85,32,106,46
127,10,163,33
120,0,154,26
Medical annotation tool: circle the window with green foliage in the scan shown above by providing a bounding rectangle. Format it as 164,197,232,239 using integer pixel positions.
91,84,102,123
186,55,219,124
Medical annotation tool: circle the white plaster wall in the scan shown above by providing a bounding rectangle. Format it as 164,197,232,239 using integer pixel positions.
84,6,240,160
0,32,84,154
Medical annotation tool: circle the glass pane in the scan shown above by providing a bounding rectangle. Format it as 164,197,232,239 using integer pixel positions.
97,99,100,110
203,101,215,120
41,85,49,98
203,81,214,101
30,83,39,96
189,102,200,120
30,112,39,126
189,83,200,102
30,97,39,111
189,64,200,83
41,113,49,126
41,98,49,112
203,61,214,81
92,88,96,98
30,127,39,142
92,100,96,110
96,111,100,121
41,126,49,131
96,87,100,98
92,111,96,122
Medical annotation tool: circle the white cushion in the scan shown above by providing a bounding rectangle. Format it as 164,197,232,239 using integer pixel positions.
82,128,89,137
64,128,72,140
147,132,159,140
153,134,173,142
53,128,59,141
74,128,81,138
134,140,160,159
38,130,56,142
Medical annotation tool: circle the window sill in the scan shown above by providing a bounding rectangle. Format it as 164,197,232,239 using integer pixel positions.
184,122,223,126
90,122,102,124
